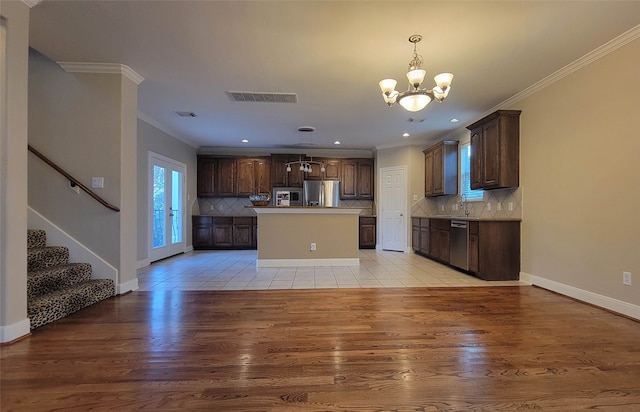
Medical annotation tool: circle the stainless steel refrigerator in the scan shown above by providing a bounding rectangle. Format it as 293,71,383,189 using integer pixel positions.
303,180,340,207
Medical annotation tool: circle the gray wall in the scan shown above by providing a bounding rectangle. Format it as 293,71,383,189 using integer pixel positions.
137,119,197,264
0,1,30,339
28,49,122,265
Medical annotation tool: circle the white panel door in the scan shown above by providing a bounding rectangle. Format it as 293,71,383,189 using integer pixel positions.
149,152,186,262
380,167,407,252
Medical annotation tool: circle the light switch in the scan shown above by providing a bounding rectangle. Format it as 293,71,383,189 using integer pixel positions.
92,177,104,188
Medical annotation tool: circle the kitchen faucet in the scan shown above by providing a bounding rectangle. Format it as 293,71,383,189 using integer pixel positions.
459,194,470,217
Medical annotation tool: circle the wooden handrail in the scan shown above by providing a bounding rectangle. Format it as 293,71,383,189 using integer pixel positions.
28,145,120,212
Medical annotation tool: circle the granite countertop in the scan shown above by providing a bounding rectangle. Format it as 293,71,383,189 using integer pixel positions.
412,215,522,222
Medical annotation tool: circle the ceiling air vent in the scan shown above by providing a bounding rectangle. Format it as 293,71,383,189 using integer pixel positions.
227,91,298,103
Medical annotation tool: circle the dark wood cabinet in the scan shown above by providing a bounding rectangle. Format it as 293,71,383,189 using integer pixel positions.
359,216,376,249
470,220,520,280
419,219,430,256
412,216,520,281
304,158,341,181
341,158,374,200
468,221,479,274
192,216,214,248
429,219,450,263
192,216,257,249
232,217,254,248
237,157,271,196
412,218,421,252
212,217,233,247
271,154,304,187
424,141,458,197
216,158,236,197
467,110,521,190
197,157,217,197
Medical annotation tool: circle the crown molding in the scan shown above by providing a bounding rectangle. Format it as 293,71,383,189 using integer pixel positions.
21,0,43,8
57,62,145,85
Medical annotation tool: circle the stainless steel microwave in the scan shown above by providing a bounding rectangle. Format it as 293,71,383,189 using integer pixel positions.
271,187,303,206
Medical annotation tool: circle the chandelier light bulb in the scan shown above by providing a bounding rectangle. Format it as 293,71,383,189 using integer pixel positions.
434,73,454,89
286,165,291,172
379,79,397,95
407,69,426,89
299,164,305,171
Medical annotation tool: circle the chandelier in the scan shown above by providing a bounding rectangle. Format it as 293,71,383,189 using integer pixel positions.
378,35,454,112
286,157,326,173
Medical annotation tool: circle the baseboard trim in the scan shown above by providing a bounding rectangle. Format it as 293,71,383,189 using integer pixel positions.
521,272,640,320
185,245,193,253
118,278,139,295
257,258,360,268
0,318,31,343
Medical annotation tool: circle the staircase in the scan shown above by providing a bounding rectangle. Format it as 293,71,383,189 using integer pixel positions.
27,229,115,329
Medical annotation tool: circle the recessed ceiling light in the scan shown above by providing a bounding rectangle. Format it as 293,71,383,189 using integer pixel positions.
450,118,460,123
402,132,410,137
334,140,341,145
241,139,249,143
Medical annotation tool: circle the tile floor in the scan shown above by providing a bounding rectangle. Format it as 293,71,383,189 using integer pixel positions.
137,249,523,291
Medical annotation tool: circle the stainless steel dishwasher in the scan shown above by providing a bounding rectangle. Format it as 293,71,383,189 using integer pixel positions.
449,220,469,270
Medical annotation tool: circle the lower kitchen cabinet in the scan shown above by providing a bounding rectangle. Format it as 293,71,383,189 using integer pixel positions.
359,216,376,249
469,220,520,280
412,217,520,281
192,216,257,250
429,219,450,264
193,216,214,248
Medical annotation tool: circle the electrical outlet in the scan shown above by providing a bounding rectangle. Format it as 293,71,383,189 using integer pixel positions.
623,272,632,286
440,205,445,211
497,203,502,211
210,205,215,211
487,203,491,211
310,242,317,251
413,194,418,201
508,202,514,211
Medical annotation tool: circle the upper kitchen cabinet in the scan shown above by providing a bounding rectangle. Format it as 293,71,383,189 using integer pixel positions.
304,158,341,181
341,158,374,200
197,156,217,197
467,110,521,190
237,157,271,196
271,154,304,187
424,140,458,197
216,157,237,197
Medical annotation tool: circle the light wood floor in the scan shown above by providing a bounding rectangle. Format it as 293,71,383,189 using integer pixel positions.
2,286,639,410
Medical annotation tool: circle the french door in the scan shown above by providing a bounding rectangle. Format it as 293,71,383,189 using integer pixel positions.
149,152,186,262
379,166,407,252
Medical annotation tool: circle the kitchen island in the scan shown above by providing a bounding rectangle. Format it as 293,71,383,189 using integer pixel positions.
251,206,364,267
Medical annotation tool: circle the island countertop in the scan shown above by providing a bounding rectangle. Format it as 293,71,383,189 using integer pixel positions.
249,206,365,215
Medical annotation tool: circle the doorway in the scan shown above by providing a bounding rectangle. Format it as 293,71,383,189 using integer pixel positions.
379,166,407,252
149,152,186,262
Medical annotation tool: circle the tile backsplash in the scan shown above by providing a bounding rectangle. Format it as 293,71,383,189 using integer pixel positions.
411,187,522,219
196,198,375,216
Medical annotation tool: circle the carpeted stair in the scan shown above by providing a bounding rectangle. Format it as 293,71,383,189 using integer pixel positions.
27,229,115,329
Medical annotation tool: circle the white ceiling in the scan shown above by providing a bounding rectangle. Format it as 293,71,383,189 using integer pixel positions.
28,1,640,150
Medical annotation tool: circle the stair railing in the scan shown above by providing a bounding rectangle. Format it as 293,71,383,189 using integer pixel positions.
28,145,120,212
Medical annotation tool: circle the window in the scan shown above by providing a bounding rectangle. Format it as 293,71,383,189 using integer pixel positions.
460,143,484,201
